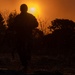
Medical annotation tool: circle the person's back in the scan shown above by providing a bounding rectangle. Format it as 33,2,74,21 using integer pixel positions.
12,4,38,73
14,10,38,39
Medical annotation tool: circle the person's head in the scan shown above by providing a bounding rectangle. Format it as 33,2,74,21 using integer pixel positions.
20,4,28,13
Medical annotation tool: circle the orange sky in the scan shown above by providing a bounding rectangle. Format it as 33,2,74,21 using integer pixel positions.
0,0,75,22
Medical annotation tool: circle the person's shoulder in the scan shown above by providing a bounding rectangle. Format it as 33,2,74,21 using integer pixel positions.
15,14,21,18
14,14,21,20
27,13,36,18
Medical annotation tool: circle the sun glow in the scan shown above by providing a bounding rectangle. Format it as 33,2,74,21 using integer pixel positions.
27,3,40,17
28,7,36,14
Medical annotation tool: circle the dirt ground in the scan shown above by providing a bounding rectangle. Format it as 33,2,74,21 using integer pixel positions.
0,52,75,75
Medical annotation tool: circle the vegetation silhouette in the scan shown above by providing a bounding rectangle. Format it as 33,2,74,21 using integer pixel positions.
43,18,75,56
32,28,44,53
0,14,6,50
49,18,75,31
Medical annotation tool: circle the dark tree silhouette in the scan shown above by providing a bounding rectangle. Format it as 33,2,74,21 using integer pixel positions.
7,11,17,28
49,19,75,44
32,28,44,52
32,28,44,39
47,18,75,56
0,14,6,33
3,11,18,54
6,11,17,43
49,18,75,32
0,14,6,45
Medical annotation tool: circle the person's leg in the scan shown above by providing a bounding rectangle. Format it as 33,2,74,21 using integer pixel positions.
19,55,28,71
17,38,32,73
18,42,30,73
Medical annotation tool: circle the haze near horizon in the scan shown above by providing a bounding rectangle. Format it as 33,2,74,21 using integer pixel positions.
0,0,75,22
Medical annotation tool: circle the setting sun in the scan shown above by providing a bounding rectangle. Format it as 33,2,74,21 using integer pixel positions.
27,3,40,17
28,7,36,14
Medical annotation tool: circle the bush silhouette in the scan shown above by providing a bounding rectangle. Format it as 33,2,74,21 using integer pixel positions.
43,18,75,56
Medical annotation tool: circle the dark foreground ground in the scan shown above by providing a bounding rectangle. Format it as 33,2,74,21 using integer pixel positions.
0,45,75,75
0,53,75,75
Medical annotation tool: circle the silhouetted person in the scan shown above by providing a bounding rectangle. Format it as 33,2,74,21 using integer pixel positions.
12,4,38,73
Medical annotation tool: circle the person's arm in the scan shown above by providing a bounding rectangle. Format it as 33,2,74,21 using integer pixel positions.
32,15,38,29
